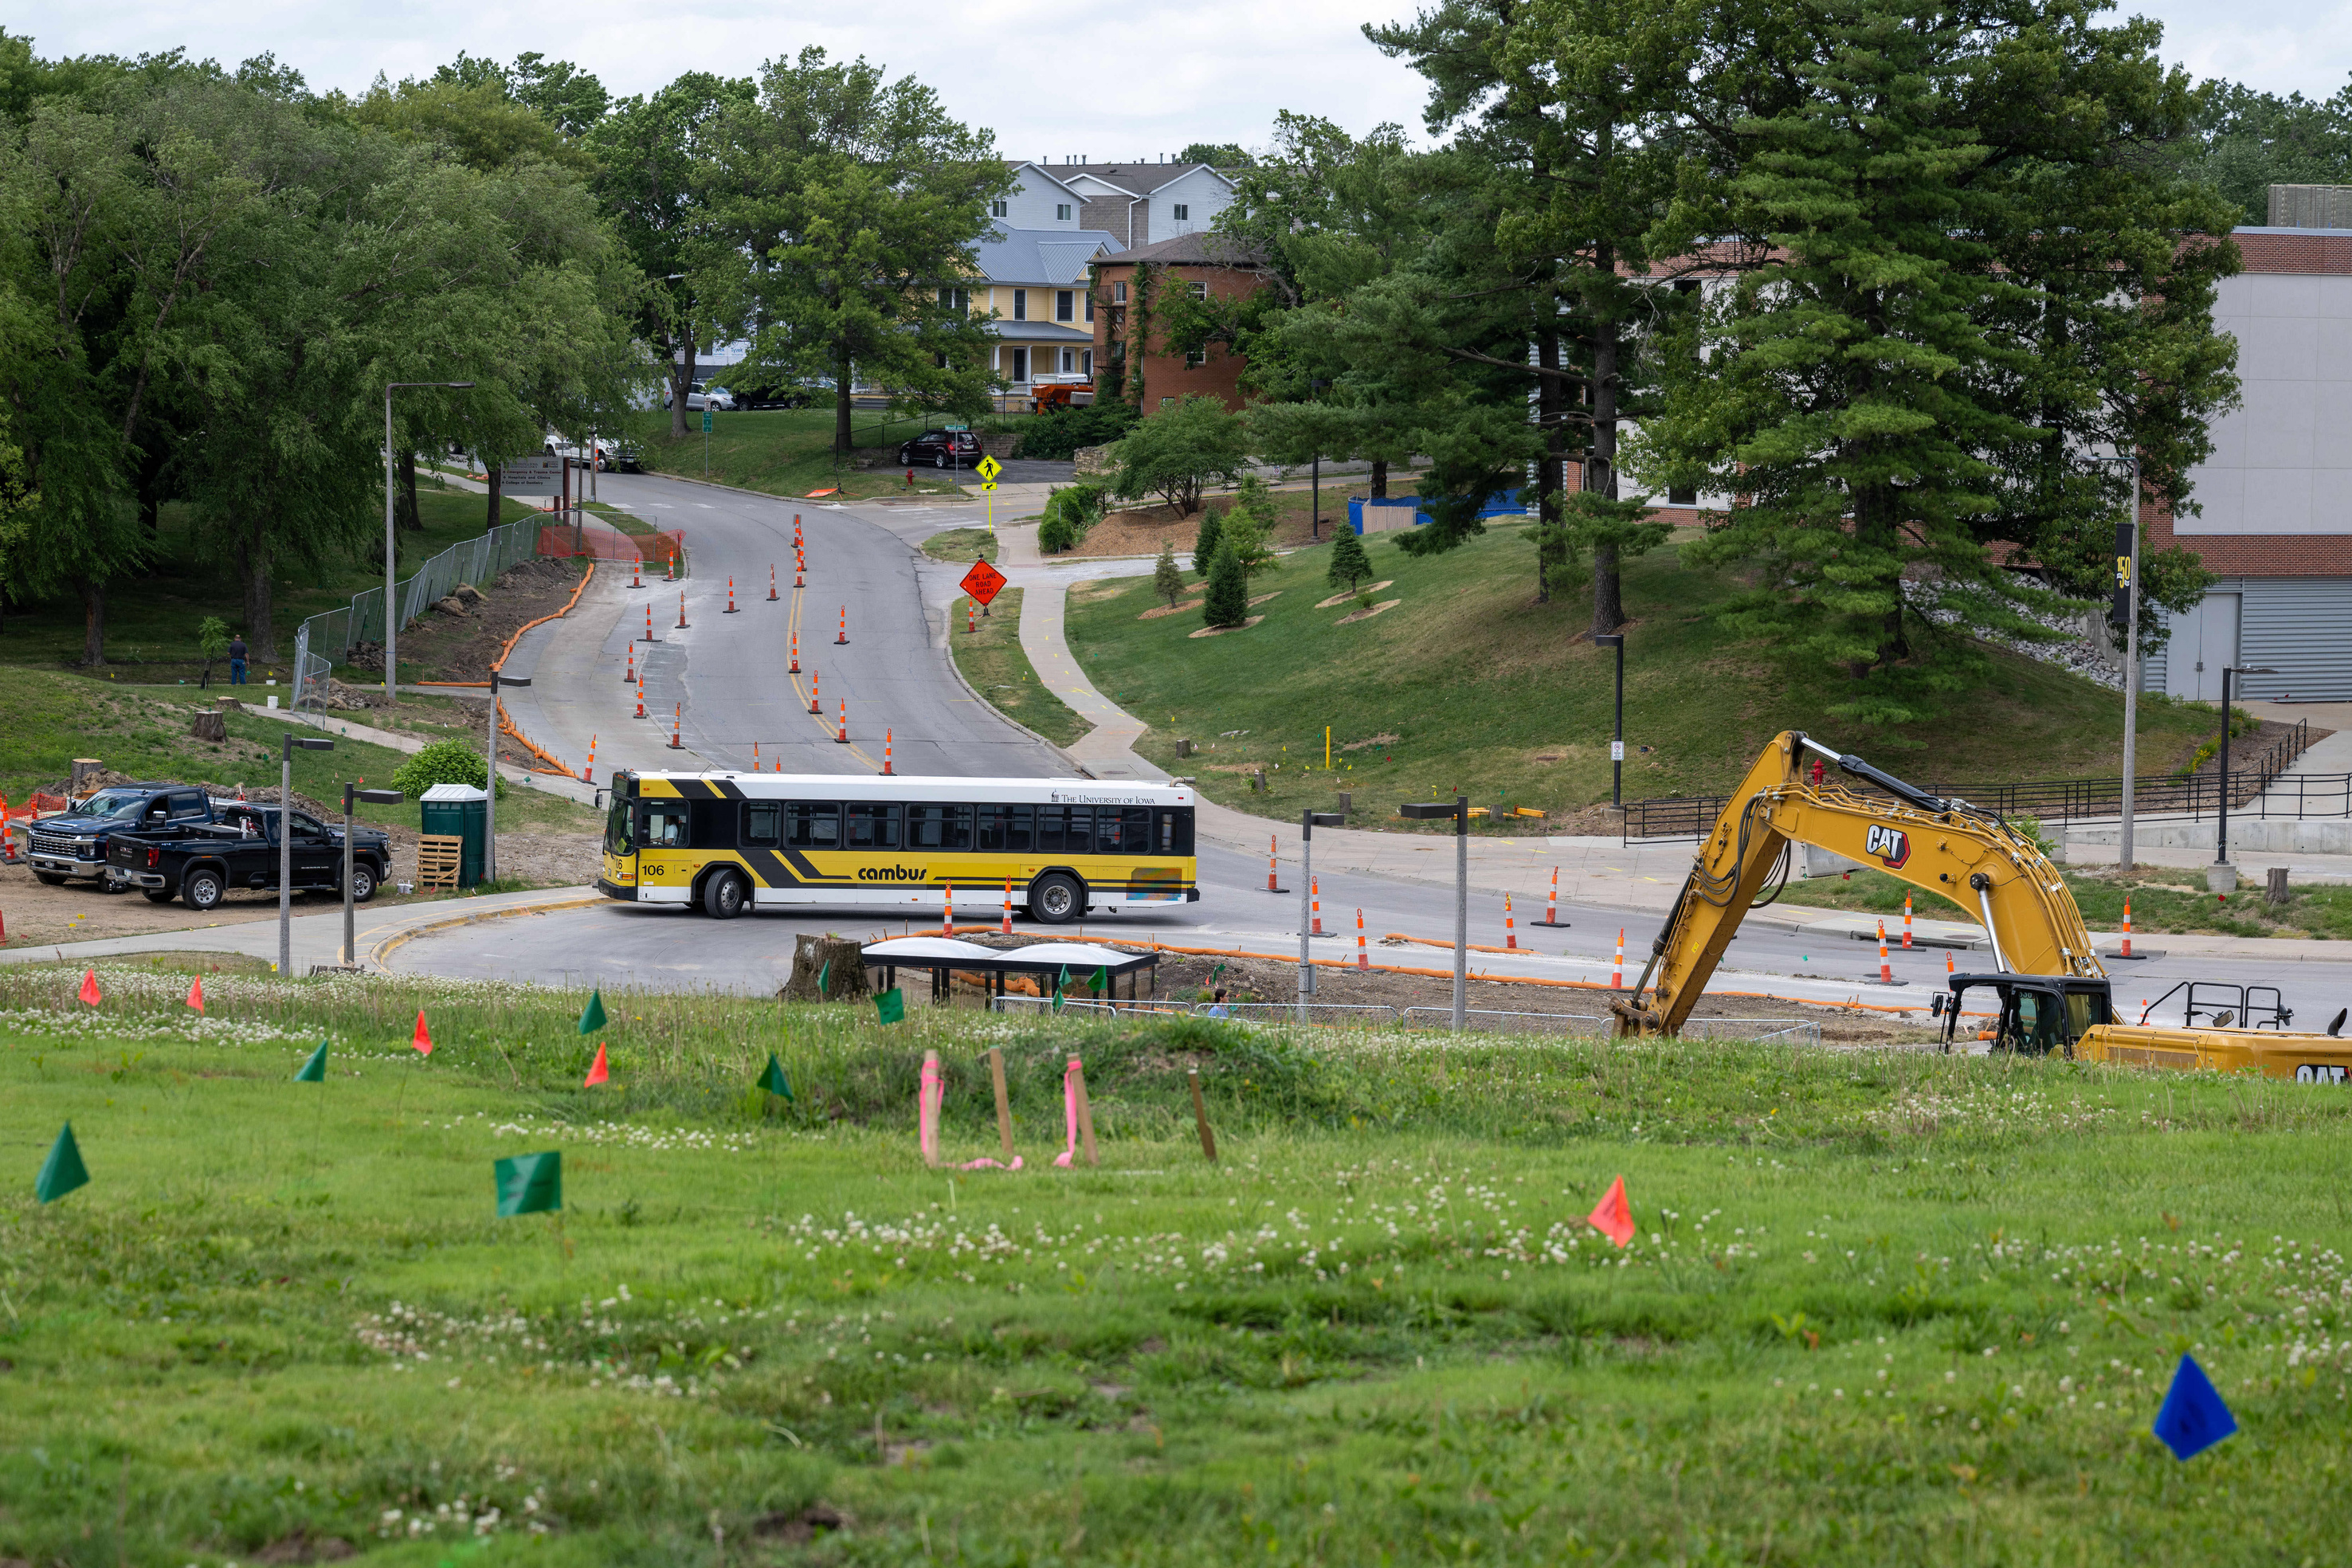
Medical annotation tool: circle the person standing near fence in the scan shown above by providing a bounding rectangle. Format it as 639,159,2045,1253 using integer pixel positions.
229,632,249,686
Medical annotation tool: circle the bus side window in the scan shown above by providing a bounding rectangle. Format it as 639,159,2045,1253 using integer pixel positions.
786,802,839,848
1156,809,1193,857
743,802,782,847
1037,806,1066,853
976,806,1004,852
847,802,902,850
1007,805,1033,852
908,805,973,849
1113,807,1148,853
689,800,737,849
644,803,688,847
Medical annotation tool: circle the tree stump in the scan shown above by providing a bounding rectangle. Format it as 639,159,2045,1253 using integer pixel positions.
188,710,228,743
2267,866,2291,906
781,933,871,1003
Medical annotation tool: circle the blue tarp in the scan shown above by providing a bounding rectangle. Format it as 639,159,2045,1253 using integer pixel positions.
1347,492,1530,535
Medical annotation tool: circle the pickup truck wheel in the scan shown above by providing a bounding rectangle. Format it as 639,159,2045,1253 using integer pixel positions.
182,869,225,912
1028,872,1084,925
348,863,378,904
32,871,66,887
703,868,750,919
142,889,175,904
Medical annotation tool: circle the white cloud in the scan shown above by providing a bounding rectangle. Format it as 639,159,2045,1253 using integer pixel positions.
6,0,2346,159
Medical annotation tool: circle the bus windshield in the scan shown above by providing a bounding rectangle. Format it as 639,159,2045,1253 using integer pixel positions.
605,793,633,853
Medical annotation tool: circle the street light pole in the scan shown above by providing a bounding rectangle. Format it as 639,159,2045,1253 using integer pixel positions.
1595,633,1626,808
1397,796,1471,1027
1296,809,1343,1021
382,381,476,701
2213,664,2276,888
279,732,333,974
2118,454,2142,875
343,782,404,965
485,672,530,884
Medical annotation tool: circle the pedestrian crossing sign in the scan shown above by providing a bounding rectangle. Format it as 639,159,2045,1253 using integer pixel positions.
975,455,1002,481
979,481,998,492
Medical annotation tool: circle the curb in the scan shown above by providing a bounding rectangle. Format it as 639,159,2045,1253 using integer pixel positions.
369,892,607,970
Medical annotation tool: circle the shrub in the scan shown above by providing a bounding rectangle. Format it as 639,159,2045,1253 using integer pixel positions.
1327,527,1373,590
1036,483,1106,555
1201,541,1250,629
1191,505,1225,578
392,738,508,801
1013,402,1139,461
1107,394,1250,515
1152,542,1186,607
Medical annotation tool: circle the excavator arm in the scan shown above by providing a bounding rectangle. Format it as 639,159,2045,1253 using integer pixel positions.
1612,731,2104,1037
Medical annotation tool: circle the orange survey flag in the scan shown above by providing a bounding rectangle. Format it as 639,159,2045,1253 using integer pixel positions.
76,968,100,1006
186,976,205,1013
583,1042,609,1087
411,1009,433,1056
1588,1175,1636,1249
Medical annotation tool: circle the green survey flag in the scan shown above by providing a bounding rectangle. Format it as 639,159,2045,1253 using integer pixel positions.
36,1123,88,1205
495,1151,563,1217
578,990,608,1035
817,961,830,996
875,987,905,1025
1088,966,1108,994
758,1053,794,1100
294,1040,328,1082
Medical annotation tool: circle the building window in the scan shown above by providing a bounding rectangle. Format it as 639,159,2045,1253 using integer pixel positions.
937,286,967,313
1082,349,1092,375
1668,484,1696,505
1056,289,1074,322
1011,347,1029,382
1173,204,1190,220
1013,289,1026,321
991,200,1007,218
1112,280,1127,304
1186,350,1207,367
1084,292,1095,323
1159,396,1174,409
1056,203,1072,221
1060,349,1075,374
1189,280,1208,300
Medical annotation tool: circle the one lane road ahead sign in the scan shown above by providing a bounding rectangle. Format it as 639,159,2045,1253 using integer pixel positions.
959,558,1007,607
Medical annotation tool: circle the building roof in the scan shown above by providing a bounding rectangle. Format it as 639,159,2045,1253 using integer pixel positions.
1029,160,1237,198
974,228,1120,284
982,320,1095,343
1093,231,1267,269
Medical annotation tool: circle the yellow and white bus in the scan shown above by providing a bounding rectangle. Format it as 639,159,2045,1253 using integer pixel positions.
598,770,1198,923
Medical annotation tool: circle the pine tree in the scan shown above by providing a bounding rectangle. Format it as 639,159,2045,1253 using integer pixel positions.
1190,504,1225,578
1326,527,1373,591
1201,540,1250,628
1151,541,1186,606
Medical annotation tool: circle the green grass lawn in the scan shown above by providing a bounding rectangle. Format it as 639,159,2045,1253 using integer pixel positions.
615,410,975,503
2,961,2348,1563
949,588,1091,748
1778,863,2352,942
0,667,598,836
921,526,999,565
0,484,547,674
1062,528,2225,829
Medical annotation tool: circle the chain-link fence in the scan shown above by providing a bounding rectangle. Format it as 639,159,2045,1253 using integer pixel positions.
989,996,1194,1021
1398,1007,1611,1035
985,993,1824,1045
289,517,544,706
1198,1002,1413,1028
1680,1017,1823,1045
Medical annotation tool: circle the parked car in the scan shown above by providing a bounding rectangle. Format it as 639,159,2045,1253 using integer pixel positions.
108,802,391,911
661,380,737,413
603,442,644,472
26,783,221,888
897,429,984,470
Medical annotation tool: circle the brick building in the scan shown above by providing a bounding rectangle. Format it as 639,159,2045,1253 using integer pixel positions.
2140,217,2352,700
1089,233,1272,412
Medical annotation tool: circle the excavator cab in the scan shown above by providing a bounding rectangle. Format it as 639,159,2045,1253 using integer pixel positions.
1935,973,2115,1056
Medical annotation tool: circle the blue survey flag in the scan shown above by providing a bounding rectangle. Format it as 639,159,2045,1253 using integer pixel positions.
494,1151,563,1216
36,1123,88,1204
2152,1354,2236,1460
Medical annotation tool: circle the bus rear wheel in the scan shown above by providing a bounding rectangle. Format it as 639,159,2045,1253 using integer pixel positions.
1028,872,1084,925
703,869,751,919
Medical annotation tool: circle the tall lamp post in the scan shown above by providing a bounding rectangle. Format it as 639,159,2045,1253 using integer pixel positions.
383,380,476,701
342,783,404,965
1401,795,1469,1028
2212,664,2276,890
1296,809,1344,1021
278,732,334,974
485,671,530,884
1595,633,1627,808
2107,454,2143,874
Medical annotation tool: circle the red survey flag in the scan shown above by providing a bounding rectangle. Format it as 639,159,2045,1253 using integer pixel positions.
583,1042,609,1087
411,1009,433,1056
77,968,100,1006
1588,1175,1636,1249
186,976,205,1013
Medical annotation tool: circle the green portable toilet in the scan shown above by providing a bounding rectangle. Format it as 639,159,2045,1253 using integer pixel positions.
418,782,488,888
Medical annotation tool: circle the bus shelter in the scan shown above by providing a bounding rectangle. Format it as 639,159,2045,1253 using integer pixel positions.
859,937,1160,1005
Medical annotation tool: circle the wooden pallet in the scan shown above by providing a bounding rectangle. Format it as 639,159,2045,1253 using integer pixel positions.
416,834,463,892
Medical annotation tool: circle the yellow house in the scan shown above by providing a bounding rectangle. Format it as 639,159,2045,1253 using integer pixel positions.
965,163,1118,401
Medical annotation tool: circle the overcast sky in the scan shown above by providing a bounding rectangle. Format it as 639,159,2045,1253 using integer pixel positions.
6,0,2348,157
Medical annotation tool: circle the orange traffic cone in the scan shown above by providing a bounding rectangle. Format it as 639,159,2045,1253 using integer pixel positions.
808,669,821,715
2122,897,2134,959
790,631,800,674
767,565,778,602
633,675,645,719
966,601,976,634
676,590,688,629
664,555,674,583
1903,892,1913,949
1355,907,1369,970
1265,835,1287,894
669,704,684,750
835,700,849,744
724,576,739,613
630,556,643,588
794,559,804,589
882,730,894,775
943,881,955,937
1535,865,1566,927
1877,919,1894,985
643,603,654,643
1001,879,1013,934
1311,876,1324,936
1504,892,1517,949
835,605,848,645
1612,929,1624,989
583,735,596,784
624,643,635,685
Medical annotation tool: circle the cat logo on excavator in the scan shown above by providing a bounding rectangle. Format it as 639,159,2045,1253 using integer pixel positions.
1864,824,1911,869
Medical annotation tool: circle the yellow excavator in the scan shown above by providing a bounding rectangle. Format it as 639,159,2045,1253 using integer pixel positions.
1611,730,2352,1080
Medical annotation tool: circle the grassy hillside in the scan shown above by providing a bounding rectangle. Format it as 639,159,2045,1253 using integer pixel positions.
1064,527,2222,828
0,962,2344,1562
0,668,596,835
0,484,547,674
615,409,975,501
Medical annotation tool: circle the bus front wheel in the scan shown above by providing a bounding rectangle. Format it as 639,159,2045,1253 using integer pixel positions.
703,869,751,919
1028,872,1084,925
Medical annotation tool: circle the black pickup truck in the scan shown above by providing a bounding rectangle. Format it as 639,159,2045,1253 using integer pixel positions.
26,782,223,888
108,802,392,911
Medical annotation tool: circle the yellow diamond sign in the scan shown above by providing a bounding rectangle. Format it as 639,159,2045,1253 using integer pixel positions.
974,455,1002,481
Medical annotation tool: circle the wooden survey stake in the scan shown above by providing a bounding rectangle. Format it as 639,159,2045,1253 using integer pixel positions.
987,1047,1014,1160
1071,1058,1099,1166
1188,1068,1217,1162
